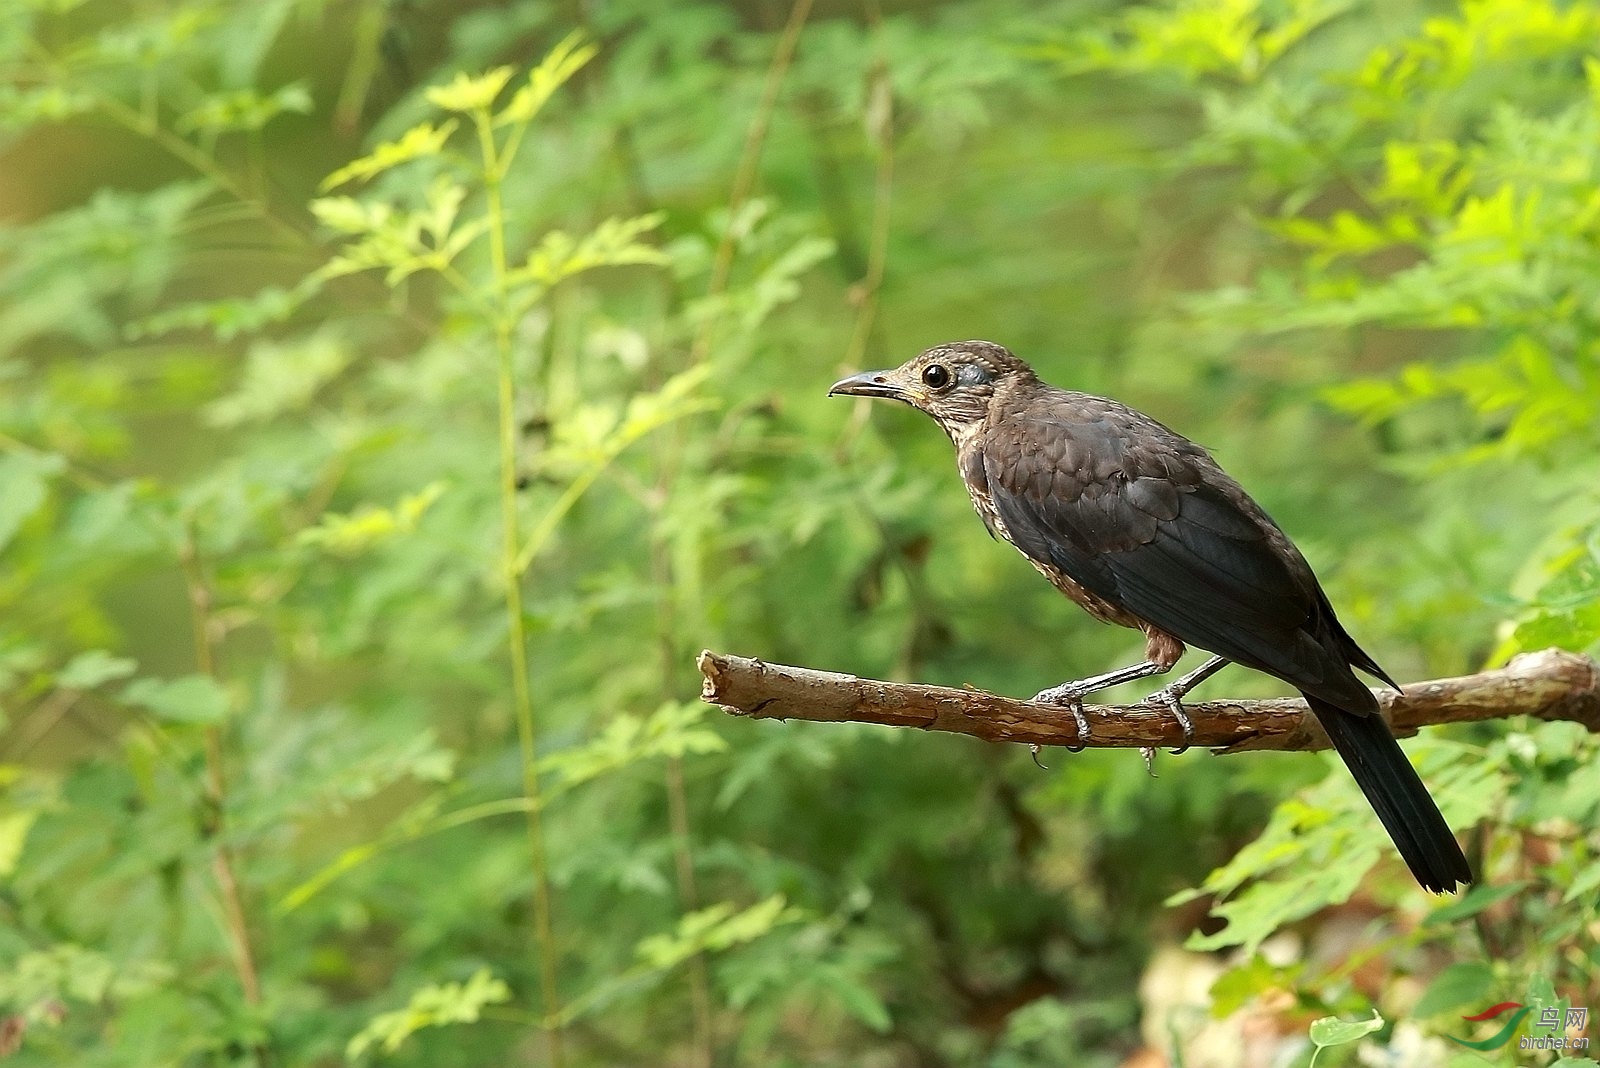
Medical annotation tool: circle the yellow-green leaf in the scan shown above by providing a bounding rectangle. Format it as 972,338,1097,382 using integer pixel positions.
425,67,514,114
496,32,597,127
321,120,458,191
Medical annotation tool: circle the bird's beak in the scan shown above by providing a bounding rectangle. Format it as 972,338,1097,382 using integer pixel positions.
828,370,906,401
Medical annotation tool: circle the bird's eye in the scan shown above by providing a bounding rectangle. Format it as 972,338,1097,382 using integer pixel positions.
922,363,952,390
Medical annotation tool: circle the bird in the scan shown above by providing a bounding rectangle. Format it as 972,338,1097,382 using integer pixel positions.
829,339,1472,893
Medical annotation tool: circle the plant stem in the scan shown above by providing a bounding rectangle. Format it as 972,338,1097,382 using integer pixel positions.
652,529,713,1068
690,0,815,364
661,6,818,1051
178,527,269,1067
841,67,894,374
475,109,566,1068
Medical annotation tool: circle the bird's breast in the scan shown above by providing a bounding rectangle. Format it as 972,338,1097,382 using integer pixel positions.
955,444,1141,631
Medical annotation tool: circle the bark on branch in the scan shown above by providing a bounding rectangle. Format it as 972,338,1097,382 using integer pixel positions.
697,647,1600,753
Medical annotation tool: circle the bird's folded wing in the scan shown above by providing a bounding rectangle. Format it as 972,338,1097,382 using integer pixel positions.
985,441,1348,693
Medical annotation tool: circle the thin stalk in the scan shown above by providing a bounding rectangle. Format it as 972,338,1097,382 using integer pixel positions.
178,529,269,1067
474,109,566,1068
333,0,387,134
841,67,894,375
653,532,713,1068
833,2,894,458
690,0,816,364
659,6,818,1055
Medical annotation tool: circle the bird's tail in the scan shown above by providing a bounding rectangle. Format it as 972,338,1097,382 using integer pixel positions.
1303,694,1473,893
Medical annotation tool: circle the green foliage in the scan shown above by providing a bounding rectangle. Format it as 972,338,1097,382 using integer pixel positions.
1307,1010,1383,1067
1058,0,1600,1056
1,0,1597,1065
346,969,512,1060
1412,960,1495,1018
1174,738,1511,956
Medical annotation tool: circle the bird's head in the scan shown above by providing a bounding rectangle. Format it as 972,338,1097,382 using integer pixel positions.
828,340,1036,440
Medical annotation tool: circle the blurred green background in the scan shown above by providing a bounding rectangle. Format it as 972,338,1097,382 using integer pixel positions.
3,0,1599,1064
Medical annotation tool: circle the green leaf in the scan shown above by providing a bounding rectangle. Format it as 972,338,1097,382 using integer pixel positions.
635,896,802,971
345,969,510,1059
506,212,670,295
818,968,893,1034
297,482,446,556
557,895,805,1027
57,651,138,689
176,82,313,135
1562,856,1600,904
539,700,727,795
309,195,390,235
320,120,459,191
496,32,596,127
126,278,322,341
0,84,96,128
311,179,480,285
515,365,714,572
1424,882,1528,926
425,67,514,114
204,330,353,427
1308,1010,1383,1063
0,810,39,877
121,675,229,724
1414,962,1496,1018
1526,973,1559,1009
1207,954,1300,1017
0,945,173,1008
1180,773,1389,956
0,450,65,552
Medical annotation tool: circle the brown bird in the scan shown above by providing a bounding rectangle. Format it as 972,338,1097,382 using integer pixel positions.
830,340,1472,893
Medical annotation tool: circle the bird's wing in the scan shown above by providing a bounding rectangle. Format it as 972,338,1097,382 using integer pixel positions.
983,412,1360,700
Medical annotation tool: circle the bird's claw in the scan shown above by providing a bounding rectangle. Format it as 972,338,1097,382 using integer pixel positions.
1030,684,1090,752
1144,685,1196,756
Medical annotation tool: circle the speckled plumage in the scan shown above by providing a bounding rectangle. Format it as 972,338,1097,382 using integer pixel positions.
830,340,1472,892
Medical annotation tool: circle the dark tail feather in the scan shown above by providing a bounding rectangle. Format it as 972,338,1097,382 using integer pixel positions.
1304,694,1473,893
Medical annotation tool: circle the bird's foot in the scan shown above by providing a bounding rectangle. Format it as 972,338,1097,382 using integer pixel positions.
1029,683,1091,753
1137,655,1222,770
1143,684,1196,756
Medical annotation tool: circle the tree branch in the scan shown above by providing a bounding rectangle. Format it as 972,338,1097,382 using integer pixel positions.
697,648,1600,752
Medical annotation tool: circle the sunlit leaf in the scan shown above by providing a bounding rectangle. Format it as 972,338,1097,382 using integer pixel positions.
506,212,670,295
0,450,64,552
121,675,229,724
345,969,510,1059
126,277,322,341
425,67,514,114
495,32,596,127
0,806,40,878
320,120,459,191
1308,1011,1382,1062
204,330,353,426
176,82,312,135
57,650,138,689
298,483,446,556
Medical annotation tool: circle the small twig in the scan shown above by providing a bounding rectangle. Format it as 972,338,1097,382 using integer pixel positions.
689,0,815,365
178,526,269,1067
841,52,894,376
698,648,1600,752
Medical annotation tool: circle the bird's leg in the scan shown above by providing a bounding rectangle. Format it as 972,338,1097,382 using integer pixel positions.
1141,655,1229,764
1030,659,1171,753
